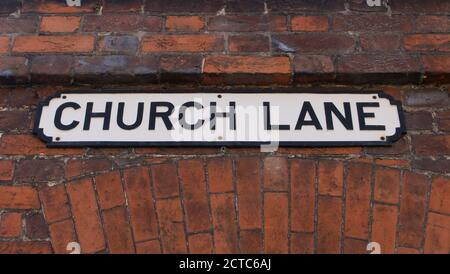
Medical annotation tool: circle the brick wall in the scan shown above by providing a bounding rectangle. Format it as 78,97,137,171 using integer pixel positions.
0,0,449,254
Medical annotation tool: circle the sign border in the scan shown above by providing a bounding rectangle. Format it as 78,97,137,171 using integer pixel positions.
33,89,406,148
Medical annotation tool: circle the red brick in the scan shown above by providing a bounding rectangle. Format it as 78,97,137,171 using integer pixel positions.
40,16,81,33
136,240,161,254
422,55,450,73
375,159,410,169
159,55,202,83
0,160,14,181
291,16,328,32
207,158,234,193
143,35,224,52
267,0,346,12
26,212,49,239
83,15,161,32
430,176,450,215
294,55,334,75
228,35,269,52
412,158,450,174
317,196,342,254
280,147,362,156
360,34,401,52
239,230,262,254
0,36,9,54
345,163,371,239
39,184,71,223
405,111,433,131
145,0,224,13
211,193,238,253
0,135,83,156
151,162,179,199
178,159,210,233
391,1,450,14
123,167,158,241
424,213,450,254
337,54,420,75
23,0,99,13
290,233,314,254
264,192,288,253
236,157,262,230
166,16,204,32
207,16,286,32
263,157,288,191
13,35,95,53
204,56,290,74
103,0,142,12
416,16,450,32
374,168,401,204
102,207,135,254
437,111,450,132
0,186,39,209
66,178,105,253
65,158,112,179
344,238,368,254
333,15,413,31
412,135,450,156
318,160,343,196
398,172,428,248
49,219,77,254
156,198,187,253
372,204,398,254
404,34,450,52
0,17,37,33
188,233,213,254
291,159,316,232
0,110,30,131
95,171,125,210
0,212,22,237
0,241,52,254
272,33,355,54
396,247,420,254
14,159,64,183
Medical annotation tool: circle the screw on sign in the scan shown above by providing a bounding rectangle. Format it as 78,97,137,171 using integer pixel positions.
66,0,81,7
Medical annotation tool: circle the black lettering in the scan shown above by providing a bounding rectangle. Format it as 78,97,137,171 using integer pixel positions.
83,102,112,130
357,102,386,131
210,102,236,130
117,102,144,130
263,102,290,130
324,102,353,130
54,102,80,130
149,102,174,130
178,101,204,130
295,101,323,130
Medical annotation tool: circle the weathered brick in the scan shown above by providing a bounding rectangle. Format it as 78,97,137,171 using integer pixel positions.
294,55,335,83
30,55,73,84
291,233,314,254
263,157,288,191
151,162,179,199
333,15,413,32
156,198,187,253
0,241,51,254
166,16,204,32
272,34,355,54
0,0,20,14
366,136,410,156
0,135,82,156
208,16,286,32
404,89,449,107
26,212,49,239
422,55,450,83
412,158,450,174
360,34,401,52
159,55,202,83
0,186,39,209
226,0,265,12
13,35,95,53
374,168,400,204
405,112,433,131
102,207,135,254
390,1,450,14
39,185,71,223
404,34,450,52
0,56,29,84
424,212,450,254
437,111,450,132
291,16,328,32
0,160,14,181
267,0,345,12
0,17,37,33
430,176,450,215
23,0,100,13
123,167,158,241
416,16,450,32
143,35,224,52
49,219,76,254
95,171,125,210
98,35,139,54
14,159,64,183
204,56,290,74
136,240,161,254
65,158,112,179
66,178,105,253
188,233,213,254
239,230,262,254
374,159,410,169
103,0,142,12
228,35,269,52
372,204,398,254
291,159,315,233
83,15,161,32
398,172,428,248
236,157,262,230
317,196,342,254
207,157,234,193
347,0,387,12
396,247,420,254
0,36,9,54
0,110,30,131
0,212,22,237
211,193,238,253
412,135,450,156
264,192,288,253
344,238,367,254
345,162,371,239
145,0,225,13
318,160,343,196
40,16,81,33
178,159,210,233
